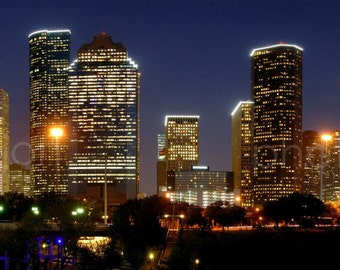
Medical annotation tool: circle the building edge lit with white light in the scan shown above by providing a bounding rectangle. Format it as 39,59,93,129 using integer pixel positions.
68,32,140,205
251,43,303,207
231,100,253,209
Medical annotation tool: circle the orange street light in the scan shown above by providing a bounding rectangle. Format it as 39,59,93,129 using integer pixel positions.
321,134,332,141
321,134,332,154
50,127,63,138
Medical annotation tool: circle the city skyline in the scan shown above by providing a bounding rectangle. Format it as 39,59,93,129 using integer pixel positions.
1,1,340,196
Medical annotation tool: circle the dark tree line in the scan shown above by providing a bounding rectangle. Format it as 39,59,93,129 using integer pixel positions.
263,192,326,228
0,191,337,269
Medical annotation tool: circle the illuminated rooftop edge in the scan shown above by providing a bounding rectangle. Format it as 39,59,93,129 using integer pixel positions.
164,115,200,126
192,165,209,170
231,100,253,116
28,29,71,38
250,43,303,57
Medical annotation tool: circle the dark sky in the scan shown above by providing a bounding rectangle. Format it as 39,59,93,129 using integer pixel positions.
1,1,340,196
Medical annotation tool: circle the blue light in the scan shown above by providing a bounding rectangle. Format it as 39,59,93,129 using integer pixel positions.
56,238,63,245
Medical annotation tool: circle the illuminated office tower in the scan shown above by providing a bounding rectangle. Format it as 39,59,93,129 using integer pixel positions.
302,130,321,198
9,163,31,195
68,33,140,205
324,130,340,202
165,115,199,190
173,166,234,208
231,100,253,209
251,43,303,206
0,89,9,195
29,29,70,195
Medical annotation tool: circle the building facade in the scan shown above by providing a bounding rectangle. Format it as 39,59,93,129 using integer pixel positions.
251,43,303,207
165,115,199,192
0,89,9,195
29,29,71,195
172,166,234,208
231,100,253,209
9,163,31,195
324,130,340,202
302,130,321,198
157,133,166,196
68,33,140,205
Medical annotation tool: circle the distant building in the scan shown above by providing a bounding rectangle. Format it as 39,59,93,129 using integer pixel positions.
29,29,71,195
164,115,199,192
157,133,166,196
251,43,303,206
0,89,9,195
68,33,140,205
231,100,253,209
324,130,340,202
9,163,31,196
302,130,321,198
171,165,234,208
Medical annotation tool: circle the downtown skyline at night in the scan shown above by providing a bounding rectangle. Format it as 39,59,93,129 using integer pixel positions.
1,1,340,196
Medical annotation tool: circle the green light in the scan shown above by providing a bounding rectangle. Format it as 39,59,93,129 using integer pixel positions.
72,207,85,216
31,206,39,215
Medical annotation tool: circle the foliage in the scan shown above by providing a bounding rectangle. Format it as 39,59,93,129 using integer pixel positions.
0,192,35,222
108,195,168,268
203,201,246,230
0,191,106,269
185,204,205,228
263,192,325,227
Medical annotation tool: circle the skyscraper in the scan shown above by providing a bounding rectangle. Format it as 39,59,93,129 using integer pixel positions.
0,89,9,195
323,130,340,202
157,133,166,196
29,29,70,195
231,100,253,209
165,115,199,191
9,163,30,195
251,43,303,206
302,130,321,198
68,33,140,205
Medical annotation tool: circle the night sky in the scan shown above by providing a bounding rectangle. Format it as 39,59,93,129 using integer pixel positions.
1,1,339,196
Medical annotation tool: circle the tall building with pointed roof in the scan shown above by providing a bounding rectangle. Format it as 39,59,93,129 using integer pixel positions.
68,33,140,205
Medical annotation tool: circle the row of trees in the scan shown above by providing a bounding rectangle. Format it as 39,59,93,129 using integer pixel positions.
1,191,340,268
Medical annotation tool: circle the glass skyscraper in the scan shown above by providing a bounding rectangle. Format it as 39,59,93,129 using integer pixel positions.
251,43,303,207
68,33,140,205
29,29,70,195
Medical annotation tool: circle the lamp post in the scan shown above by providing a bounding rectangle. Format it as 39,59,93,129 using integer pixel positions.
320,134,332,202
50,127,63,192
165,191,176,230
104,152,108,225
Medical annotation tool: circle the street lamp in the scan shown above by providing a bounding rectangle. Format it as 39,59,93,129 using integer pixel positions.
166,191,175,225
320,134,332,202
50,127,63,192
